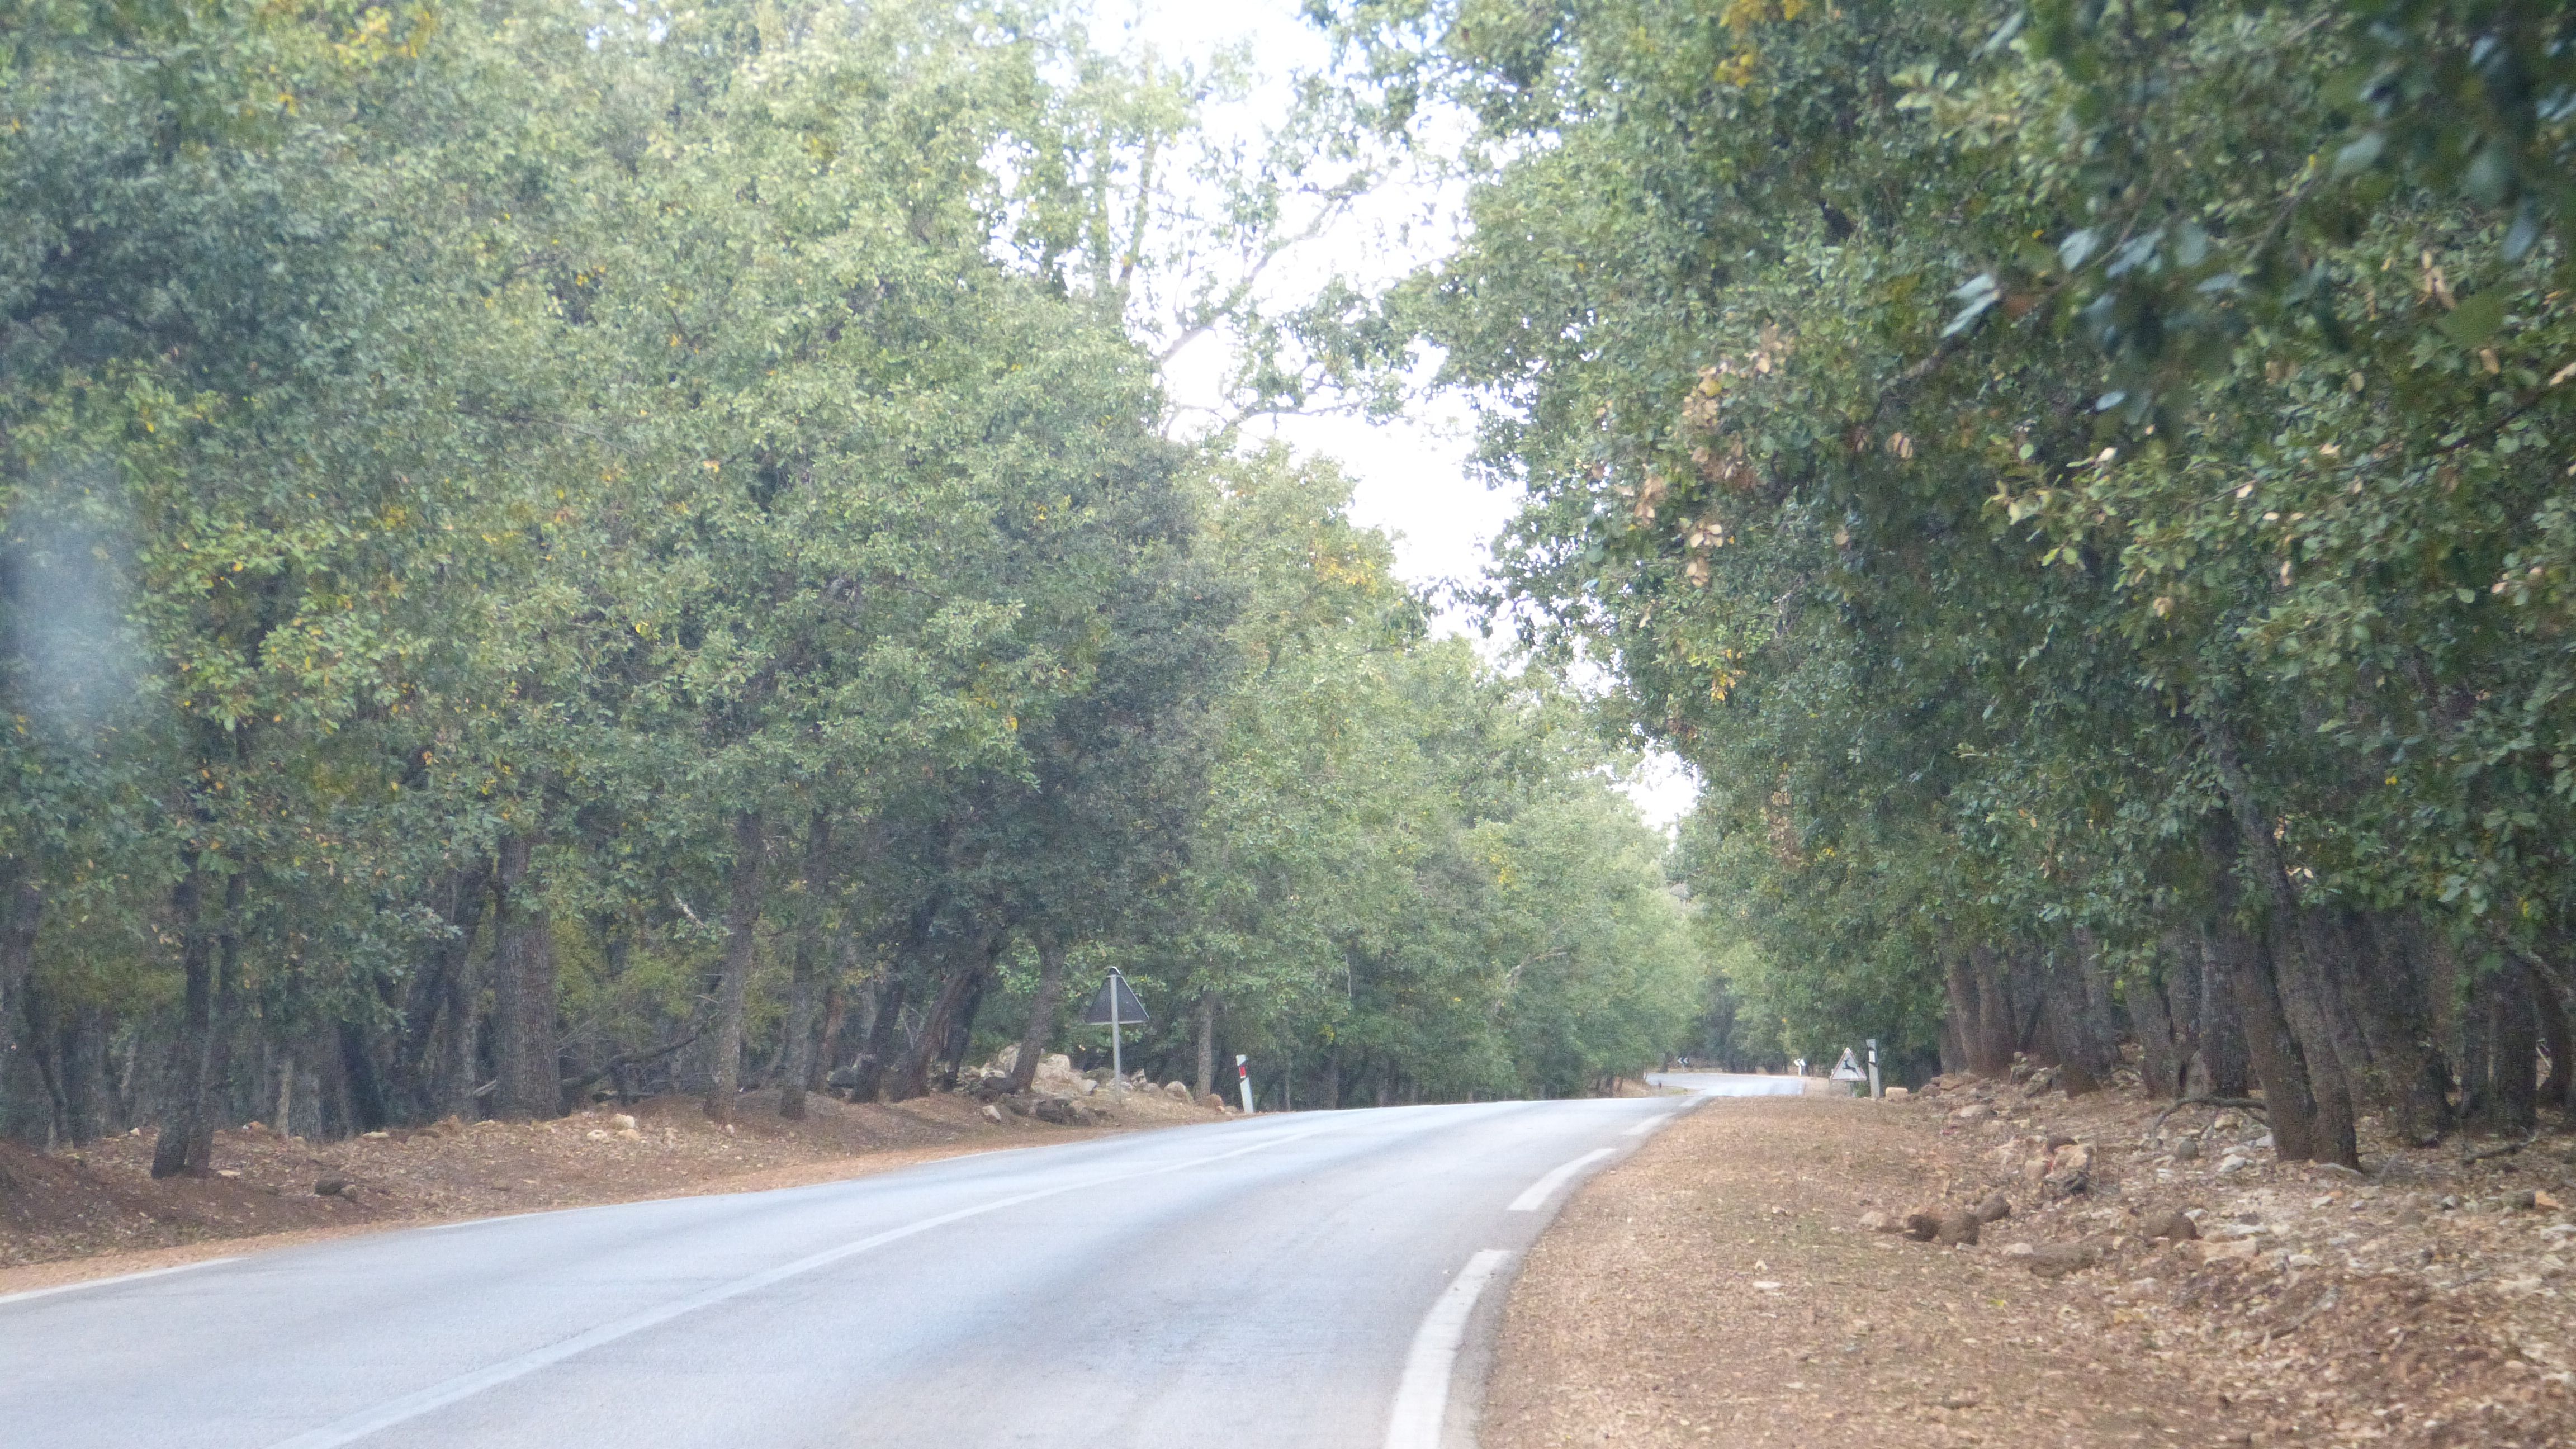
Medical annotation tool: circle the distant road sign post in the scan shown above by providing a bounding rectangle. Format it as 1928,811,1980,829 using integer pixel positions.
1082,969,1149,1081
1830,1048,1866,1095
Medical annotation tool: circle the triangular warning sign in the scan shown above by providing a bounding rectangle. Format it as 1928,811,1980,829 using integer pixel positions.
1082,970,1149,1026
1829,1048,1865,1081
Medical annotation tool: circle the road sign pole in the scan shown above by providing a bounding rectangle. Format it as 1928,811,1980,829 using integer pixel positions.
1111,1015,1123,1082
1236,1054,1253,1115
1866,1038,1882,1100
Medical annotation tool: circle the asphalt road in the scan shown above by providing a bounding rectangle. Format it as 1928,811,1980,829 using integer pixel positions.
0,1085,1777,1449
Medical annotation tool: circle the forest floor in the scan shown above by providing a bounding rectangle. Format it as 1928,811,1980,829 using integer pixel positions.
0,1077,1221,1295
1488,1070,2576,1449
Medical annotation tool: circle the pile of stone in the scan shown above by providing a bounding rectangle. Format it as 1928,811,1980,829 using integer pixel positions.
958,1048,1208,1125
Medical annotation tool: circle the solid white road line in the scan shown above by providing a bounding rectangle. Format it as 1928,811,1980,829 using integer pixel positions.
1381,1248,1512,1449
423,1213,539,1233
1506,1147,1615,1212
1620,1114,1673,1138
0,1257,242,1310
267,1123,1339,1449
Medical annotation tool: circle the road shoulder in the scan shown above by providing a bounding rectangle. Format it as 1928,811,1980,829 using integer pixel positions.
1484,1095,2220,1447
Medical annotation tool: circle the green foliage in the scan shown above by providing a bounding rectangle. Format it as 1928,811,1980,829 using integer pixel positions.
0,0,1708,1145
1329,0,2576,1120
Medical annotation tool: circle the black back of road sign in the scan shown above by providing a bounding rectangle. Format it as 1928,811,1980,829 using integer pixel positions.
1082,971,1148,1025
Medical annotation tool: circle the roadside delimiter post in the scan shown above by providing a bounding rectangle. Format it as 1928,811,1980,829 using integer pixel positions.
1866,1038,1882,1100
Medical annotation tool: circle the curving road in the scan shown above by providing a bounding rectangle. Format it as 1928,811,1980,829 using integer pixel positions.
0,1085,1782,1449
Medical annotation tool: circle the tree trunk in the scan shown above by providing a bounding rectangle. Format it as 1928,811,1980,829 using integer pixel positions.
1941,949,1982,1076
1194,991,1216,1100
811,972,846,1095
2040,937,2115,1094
1005,931,1069,1095
2197,711,2360,1167
1967,944,2014,1076
490,831,560,1121
2204,913,2323,1163
2483,962,2539,1133
151,867,232,1179
2128,958,2182,1100
890,951,982,1103
706,810,764,1123
941,959,991,1085
777,813,830,1121
847,969,907,1103
415,862,489,1122
2195,934,2249,1096
2343,911,2452,1144
338,1021,391,1132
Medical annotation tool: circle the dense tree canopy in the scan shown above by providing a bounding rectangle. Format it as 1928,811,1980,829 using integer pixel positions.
1333,0,2576,1158
0,0,1706,1158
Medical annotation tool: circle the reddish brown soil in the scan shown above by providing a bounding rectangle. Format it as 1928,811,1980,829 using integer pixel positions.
1488,1079,2575,1449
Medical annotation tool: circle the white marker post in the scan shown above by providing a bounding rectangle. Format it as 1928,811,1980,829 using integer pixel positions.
1866,1037,1882,1100
1236,1054,1254,1115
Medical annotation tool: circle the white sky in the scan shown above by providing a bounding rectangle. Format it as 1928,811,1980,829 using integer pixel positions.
1114,1,1702,830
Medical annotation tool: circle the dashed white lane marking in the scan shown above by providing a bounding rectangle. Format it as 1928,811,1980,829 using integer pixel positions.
1506,1147,1616,1212
0,1257,242,1309
1382,1248,1512,1449
1621,1114,1673,1138
267,1123,1339,1449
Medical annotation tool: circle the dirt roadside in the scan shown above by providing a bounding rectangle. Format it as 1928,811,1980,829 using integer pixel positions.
1485,1079,2575,1448
2,1077,1220,1297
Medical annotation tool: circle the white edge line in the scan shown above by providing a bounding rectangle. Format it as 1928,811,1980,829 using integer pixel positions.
1381,1248,1512,1449
1620,1114,1673,1138
1505,1147,1616,1213
0,1256,243,1309
423,1213,541,1233
266,1121,1338,1449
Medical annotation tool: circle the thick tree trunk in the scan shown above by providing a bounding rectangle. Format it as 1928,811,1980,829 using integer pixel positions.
1194,991,1216,1100
151,867,231,1179
2040,937,2117,1094
338,1021,391,1132
706,810,764,1123
2195,936,2250,1096
847,970,907,1103
2483,963,2539,1133
890,950,983,1103
2205,912,2323,1162
1005,931,1069,1095
1941,949,1981,1076
811,973,846,1095
1967,944,2014,1076
2198,712,2360,1167
2343,911,2452,1143
489,831,560,1120
410,863,489,1122
777,813,830,1122
2129,959,2183,1100
941,962,991,1085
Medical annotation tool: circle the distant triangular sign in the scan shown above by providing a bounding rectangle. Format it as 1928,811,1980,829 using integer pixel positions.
1829,1048,1865,1081
1083,970,1149,1026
